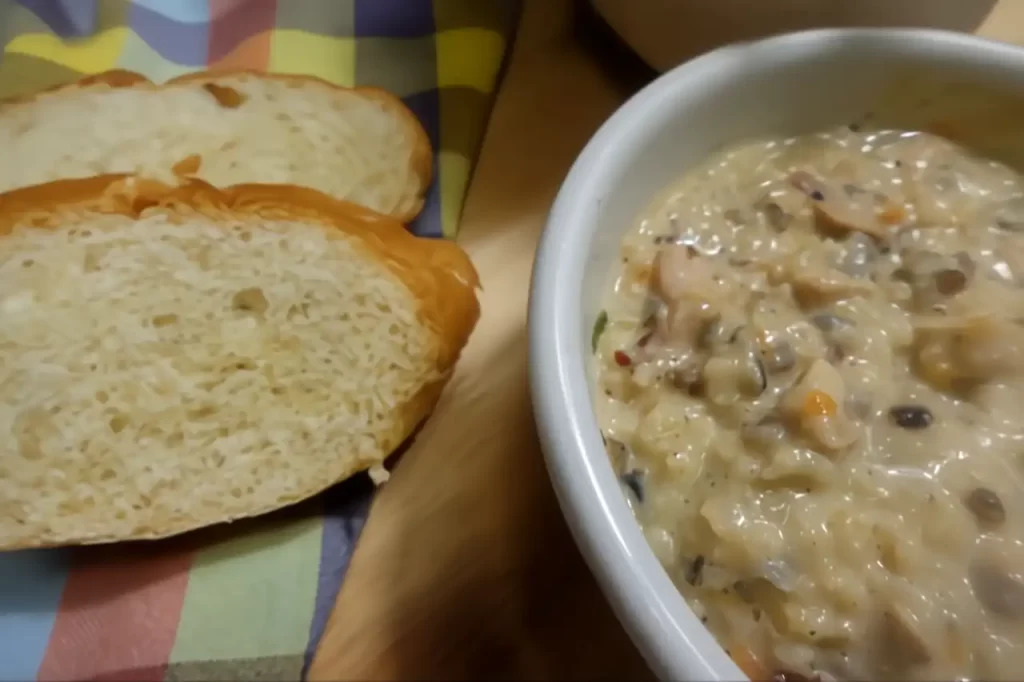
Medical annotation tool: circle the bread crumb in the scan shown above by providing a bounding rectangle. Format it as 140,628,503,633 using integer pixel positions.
369,464,391,486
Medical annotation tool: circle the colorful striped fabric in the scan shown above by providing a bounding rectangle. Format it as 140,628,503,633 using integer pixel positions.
0,1,517,680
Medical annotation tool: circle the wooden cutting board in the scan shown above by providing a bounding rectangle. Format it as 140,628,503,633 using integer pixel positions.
307,0,1024,679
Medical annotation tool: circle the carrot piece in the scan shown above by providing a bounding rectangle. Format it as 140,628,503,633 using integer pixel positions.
803,389,837,418
730,645,771,681
877,203,906,225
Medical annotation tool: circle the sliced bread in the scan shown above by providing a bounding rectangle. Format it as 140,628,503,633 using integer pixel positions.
0,175,480,549
0,70,432,221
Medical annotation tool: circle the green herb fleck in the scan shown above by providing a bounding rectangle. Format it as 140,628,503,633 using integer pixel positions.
592,310,609,353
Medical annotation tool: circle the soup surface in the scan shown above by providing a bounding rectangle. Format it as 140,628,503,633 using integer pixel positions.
593,126,1024,681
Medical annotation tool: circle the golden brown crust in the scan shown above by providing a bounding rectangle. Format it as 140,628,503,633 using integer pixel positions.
0,175,480,548
0,69,434,223
0,174,480,367
0,69,150,107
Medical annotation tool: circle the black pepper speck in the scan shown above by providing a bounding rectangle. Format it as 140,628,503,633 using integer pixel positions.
811,190,825,201
686,555,706,586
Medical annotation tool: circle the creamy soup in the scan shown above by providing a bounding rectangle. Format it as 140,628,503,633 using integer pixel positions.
593,126,1024,681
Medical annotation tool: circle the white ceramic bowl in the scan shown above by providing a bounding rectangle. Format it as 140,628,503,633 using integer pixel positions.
528,28,1024,681
587,0,998,72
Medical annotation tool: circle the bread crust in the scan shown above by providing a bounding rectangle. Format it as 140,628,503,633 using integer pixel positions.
0,69,433,222
0,175,480,548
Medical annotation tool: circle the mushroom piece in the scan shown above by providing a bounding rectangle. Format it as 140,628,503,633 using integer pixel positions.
789,170,894,239
964,487,1006,528
619,470,645,503
898,249,974,309
913,315,1024,385
642,298,715,361
775,256,876,308
762,202,792,231
880,608,932,667
647,245,727,353
811,312,854,334
652,243,720,303
969,560,1024,619
702,350,767,405
996,196,1024,233
955,317,1024,379
741,415,788,449
697,314,746,350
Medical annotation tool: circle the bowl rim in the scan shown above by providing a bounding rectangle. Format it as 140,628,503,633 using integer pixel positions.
527,26,1024,682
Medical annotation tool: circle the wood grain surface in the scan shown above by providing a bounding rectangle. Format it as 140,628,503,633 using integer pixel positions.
307,0,1024,679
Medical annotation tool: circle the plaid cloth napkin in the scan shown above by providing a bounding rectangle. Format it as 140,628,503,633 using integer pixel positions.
0,1,517,680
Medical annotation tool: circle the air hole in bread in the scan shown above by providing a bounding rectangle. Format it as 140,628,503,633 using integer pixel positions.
95,390,109,404
21,259,34,268
108,414,129,433
189,406,217,419
232,287,268,314
286,303,309,320
153,313,178,327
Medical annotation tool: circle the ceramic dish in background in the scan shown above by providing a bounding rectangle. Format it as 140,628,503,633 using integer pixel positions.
586,0,998,72
528,28,1024,681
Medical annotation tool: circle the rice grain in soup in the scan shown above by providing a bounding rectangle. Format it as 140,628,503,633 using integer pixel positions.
593,126,1024,681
